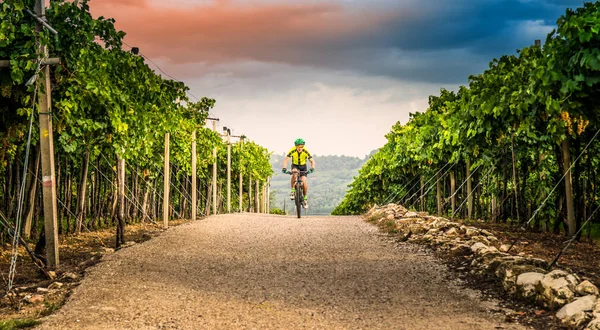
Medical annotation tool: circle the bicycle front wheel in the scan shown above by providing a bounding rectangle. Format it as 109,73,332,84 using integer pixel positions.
295,183,303,218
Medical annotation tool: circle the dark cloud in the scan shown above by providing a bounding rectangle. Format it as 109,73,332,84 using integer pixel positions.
87,0,582,84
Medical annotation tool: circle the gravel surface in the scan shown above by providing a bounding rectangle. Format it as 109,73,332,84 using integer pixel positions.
37,214,528,329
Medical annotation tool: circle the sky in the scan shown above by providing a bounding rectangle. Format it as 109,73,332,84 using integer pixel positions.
86,0,584,158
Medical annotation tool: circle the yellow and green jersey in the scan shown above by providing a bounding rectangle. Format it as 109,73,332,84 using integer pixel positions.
287,147,312,166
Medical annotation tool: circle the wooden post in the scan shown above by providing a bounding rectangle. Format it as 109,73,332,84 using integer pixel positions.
467,158,473,219
255,180,260,213
116,156,126,248
239,136,244,212
262,181,266,213
212,121,217,215
35,0,59,268
226,129,231,213
450,171,456,216
420,176,424,211
248,174,252,212
266,177,270,214
191,130,197,220
562,137,576,236
437,171,442,215
163,133,170,228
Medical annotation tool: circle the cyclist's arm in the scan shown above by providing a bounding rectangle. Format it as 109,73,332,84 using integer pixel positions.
282,156,290,169
309,157,316,170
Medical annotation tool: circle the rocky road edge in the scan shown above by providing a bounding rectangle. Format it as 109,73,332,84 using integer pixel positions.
366,203,600,330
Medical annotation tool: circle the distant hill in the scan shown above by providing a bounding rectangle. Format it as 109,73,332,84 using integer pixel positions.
269,153,368,215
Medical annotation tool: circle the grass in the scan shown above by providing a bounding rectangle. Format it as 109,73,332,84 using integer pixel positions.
0,319,41,330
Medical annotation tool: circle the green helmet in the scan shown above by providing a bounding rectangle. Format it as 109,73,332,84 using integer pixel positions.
294,138,305,146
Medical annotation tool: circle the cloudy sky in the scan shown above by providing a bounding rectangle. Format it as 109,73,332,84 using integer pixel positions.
88,0,583,158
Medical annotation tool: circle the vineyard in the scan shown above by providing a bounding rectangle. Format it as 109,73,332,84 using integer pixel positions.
333,2,600,241
0,0,273,288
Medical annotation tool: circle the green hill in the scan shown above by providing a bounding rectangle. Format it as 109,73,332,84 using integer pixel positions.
269,153,369,215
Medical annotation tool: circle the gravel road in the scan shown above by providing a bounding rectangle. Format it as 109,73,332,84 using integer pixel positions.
38,214,527,329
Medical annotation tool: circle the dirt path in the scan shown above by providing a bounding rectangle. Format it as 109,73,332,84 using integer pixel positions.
37,214,528,329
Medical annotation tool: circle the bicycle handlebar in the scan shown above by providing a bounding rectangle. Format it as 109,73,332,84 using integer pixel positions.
285,170,311,175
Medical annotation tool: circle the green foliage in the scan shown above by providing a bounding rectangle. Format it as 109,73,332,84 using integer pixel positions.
269,207,286,215
0,0,272,223
0,318,41,330
334,1,600,231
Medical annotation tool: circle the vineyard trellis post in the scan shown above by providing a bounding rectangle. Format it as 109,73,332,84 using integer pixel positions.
36,0,60,268
163,133,170,228
267,177,270,213
211,119,218,215
450,171,456,216
255,180,259,213
191,130,197,220
224,127,231,213
248,173,252,212
466,159,473,219
238,135,245,212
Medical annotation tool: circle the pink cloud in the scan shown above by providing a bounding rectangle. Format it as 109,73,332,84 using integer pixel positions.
87,0,402,67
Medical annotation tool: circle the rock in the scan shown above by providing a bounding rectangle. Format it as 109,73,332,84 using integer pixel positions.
465,228,479,237
471,242,488,254
516,272,545,300
577,280,599,296
404,211,419,218
475,246,499,257
422,234,433,242
595,297,600,313
556,295,596,328
63,272,81,281
48,282,64,290
471,235,491,245
587,316,600,330
537,270,579,310
36,287,49,293
426,228,440,236
102,247,115,254
385,214,395,221
26,295,44,304
450,244,472,255
481,229,494,237
446,227,459,236
499,264,545,294
47,271,57,280
408,224,427,235
499,244,510,252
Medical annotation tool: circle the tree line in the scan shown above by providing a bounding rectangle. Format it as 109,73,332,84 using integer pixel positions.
333,2,600,239
0,0,273,252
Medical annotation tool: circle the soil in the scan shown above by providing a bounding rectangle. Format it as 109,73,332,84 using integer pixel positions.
16,214,528,329
0,219,189,326
0,214,596,329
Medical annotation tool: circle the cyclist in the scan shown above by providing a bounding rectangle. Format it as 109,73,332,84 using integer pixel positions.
281,138,315,208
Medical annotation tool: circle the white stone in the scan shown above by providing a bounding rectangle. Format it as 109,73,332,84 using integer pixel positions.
446,227,458,236
404,211,419,218
36,287,49,293
577,280,599,296
465,228,479,237
63,272,81,281
499,244,510,252
481,229,494,237
516,272,545,299
587,316,600,330
537,271,578,309
471,242,488,254
556,295,596,328
48,282,63,290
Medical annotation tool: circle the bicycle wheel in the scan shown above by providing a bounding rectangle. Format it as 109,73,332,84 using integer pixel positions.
295,182,303,218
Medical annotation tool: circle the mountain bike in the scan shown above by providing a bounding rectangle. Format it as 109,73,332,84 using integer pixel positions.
286,170,310,218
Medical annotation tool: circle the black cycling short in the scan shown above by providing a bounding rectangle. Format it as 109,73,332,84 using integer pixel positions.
292,164,308,177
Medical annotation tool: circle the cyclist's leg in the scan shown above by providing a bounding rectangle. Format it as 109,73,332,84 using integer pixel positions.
290,165,299,200
301,176,308,196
